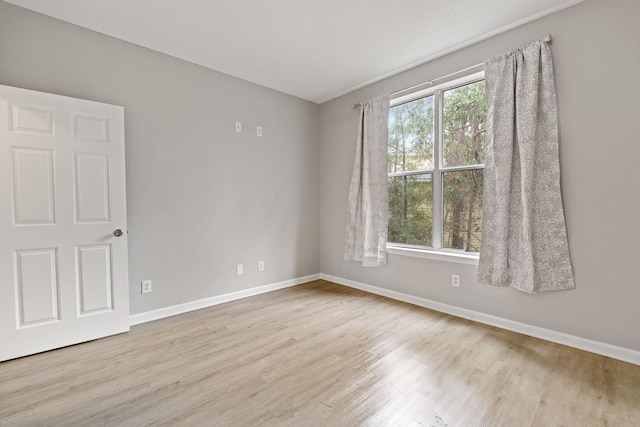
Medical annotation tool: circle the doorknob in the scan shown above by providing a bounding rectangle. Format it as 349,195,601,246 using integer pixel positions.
113,229,124,237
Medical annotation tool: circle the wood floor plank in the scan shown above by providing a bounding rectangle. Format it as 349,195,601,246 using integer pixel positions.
1,280,639,426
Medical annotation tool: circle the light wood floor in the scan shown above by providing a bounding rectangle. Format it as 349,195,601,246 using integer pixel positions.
1,280,639,426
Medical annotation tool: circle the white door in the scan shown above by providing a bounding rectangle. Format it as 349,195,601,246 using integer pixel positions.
0,85,129,362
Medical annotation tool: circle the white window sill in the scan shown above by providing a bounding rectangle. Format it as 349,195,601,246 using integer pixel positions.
387,245,479,265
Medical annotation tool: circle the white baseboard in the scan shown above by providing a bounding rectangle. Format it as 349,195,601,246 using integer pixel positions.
320,273,640,366
129,271,640,366
129,274,321,326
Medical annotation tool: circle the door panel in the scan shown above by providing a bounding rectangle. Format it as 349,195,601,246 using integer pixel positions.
12,147,56,225
76,244,113,315
74,152,111,223
11,104,53,135
0,85,129,362
14,248,59,326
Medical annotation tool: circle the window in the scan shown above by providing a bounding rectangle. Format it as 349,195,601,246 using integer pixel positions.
388,72,486,254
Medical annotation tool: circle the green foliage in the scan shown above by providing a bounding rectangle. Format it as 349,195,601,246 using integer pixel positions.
387,97,434,246
443,81,486,167
388,79,486,252
388,97,434,173
442,81,486,251
443,170,483,252
388,175,432,246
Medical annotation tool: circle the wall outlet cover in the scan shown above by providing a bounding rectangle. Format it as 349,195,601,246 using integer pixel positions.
141,280,152,294
451,274,460,288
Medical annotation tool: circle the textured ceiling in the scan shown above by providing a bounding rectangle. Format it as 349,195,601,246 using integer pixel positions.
4,0,584,103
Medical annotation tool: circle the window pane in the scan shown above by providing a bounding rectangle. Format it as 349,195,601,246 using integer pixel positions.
443,169,483,252
388,96,434,173
443,81,486,167
388,174,433,247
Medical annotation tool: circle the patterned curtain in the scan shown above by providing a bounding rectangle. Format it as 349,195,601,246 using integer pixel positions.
345,95,390,267
478,37,575,293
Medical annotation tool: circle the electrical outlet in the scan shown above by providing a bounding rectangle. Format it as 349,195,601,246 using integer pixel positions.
141,280,152,294
258,260,265,272
451,274,460,288
235,121,242,133
236,264,244,275
256,126,263,137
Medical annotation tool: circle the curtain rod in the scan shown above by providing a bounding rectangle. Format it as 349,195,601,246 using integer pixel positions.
390,62,483,97
353,34,552,109
351,63,480,109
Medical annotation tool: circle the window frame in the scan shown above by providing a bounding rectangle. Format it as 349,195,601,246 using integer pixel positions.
387,70,485,259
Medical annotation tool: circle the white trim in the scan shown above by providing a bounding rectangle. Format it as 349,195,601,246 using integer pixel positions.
128,271,640,366
387,245,479,265
320,273,640,366
391,70,484,106
129,274,320,326
389,73,485,253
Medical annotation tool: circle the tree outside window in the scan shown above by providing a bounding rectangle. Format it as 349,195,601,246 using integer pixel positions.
388,75,486,253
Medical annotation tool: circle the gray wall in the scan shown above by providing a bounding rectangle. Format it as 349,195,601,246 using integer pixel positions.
0,2,320,314
2,0,639,353
319,0,640,351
